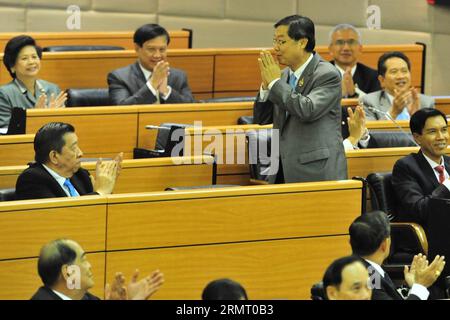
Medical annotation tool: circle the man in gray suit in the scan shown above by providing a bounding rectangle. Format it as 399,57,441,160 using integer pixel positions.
360,51,434,121
107,24,194,105
254,15,347,183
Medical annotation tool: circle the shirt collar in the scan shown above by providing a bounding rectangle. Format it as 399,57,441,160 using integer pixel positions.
422,152,445,169
334,63,357,77
138,62,152,81
14,78,45,95
385,91,394,105
364,258,385,277
42,164,69,189
52,289,72,300
289,53,314,80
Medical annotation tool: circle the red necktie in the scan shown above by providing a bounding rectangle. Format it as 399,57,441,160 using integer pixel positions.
434,165,445,184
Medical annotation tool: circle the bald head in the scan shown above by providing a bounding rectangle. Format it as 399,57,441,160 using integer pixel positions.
37,239,79,287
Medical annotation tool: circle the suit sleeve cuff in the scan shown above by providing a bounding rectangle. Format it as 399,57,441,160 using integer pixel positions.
267,78,280,90
160,86,172,100
146,81,158,96
409,284,429,300
343,138,355,151
258,85,270,102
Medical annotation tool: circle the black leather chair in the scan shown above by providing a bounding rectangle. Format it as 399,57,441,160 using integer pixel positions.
0,188,16,201
366,172,428,279
366,130,417,148
200,96,256,103
43,45,124,52
134,123,192,159
246,129,274,184
237,116,254,125
66,88,110,107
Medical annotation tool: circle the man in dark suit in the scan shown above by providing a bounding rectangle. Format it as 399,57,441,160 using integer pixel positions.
361,52,434,121
349,210,445,300
15,122,122,200
108,24,194,105
328,24,380,98
392,108,450,225
31,238,164,300
254,15,347,184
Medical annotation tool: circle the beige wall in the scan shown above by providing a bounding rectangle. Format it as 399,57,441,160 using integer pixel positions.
0,0,449,95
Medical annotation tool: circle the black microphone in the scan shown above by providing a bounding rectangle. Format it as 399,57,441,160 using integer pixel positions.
361,103,419,147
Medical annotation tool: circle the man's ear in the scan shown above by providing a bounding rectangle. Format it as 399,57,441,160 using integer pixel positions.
412,132,421,146
61,264,69,281
299,38,308,50
134,43,140,54
326,286,338,300
378,75,385,88
48,150,58,165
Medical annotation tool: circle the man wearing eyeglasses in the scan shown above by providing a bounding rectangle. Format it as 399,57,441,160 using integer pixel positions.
254,15,347,184
108,24,194,105
328,24,380,98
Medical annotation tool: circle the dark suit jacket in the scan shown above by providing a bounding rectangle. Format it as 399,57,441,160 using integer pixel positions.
30,286,100,300
331,61,380,97
392,151,450,225
363,260,420,300
15,163,97,200
107,62,194,105
254,53,347,183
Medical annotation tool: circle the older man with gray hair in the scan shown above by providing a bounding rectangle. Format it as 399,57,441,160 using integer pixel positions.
328,23,380,98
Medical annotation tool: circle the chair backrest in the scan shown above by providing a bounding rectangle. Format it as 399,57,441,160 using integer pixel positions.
366,130,417,148
155,123,192,155
6,107,26,134
366,172,396,220
43,45,124,52
66,88,110,107
246,129,275,182
237,115,254,125
0,188,16,201
200,96,256,103
310,281,326,300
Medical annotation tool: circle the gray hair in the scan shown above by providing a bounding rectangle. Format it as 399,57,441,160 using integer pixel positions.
329,24,362,44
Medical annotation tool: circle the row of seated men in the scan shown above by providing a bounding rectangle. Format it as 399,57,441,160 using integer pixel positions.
29,212,446,300
30,237,247,300
0,19,433,130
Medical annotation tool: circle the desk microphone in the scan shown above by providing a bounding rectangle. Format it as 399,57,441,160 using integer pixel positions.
362,103,419,147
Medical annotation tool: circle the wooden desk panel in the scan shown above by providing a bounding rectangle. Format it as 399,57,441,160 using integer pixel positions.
0,252,106,300
25,107,138,159
0,156,214,191
435,96,450,115
0,134,35,166
106,235,350,300
137,102,254,150
0,30,191,52
0,197,106,260
106,180,362,250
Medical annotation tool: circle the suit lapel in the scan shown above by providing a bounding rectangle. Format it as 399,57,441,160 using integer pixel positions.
132,62,148,88
296,53,319,96
416,151,441,189
275,69,290,132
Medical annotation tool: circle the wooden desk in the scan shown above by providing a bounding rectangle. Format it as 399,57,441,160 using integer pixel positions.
0,180,361,299
0,134,35,166
0,156,215,191
0,30,191,52
0,44,424,99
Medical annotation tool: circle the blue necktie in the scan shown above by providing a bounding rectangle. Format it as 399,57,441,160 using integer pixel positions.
395,108,410,120
289,74,297,89
64,179,78,197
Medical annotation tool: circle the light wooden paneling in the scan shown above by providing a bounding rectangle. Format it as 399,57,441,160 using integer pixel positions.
106,181,362,250
0,30,191,52
106,236,351,300
0,156,214,191
0,196,106,260
25,106,139,159
0,252,105,300
0,134,35,166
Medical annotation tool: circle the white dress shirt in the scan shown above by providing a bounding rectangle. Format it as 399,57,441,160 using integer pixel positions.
42,164,79,197
52,289,72,300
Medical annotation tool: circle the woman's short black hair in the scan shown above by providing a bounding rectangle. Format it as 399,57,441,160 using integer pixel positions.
3,35,43,79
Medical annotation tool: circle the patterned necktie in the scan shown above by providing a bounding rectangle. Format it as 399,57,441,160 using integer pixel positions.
289,74,297,89
64,178,78,197
435,165,446,184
